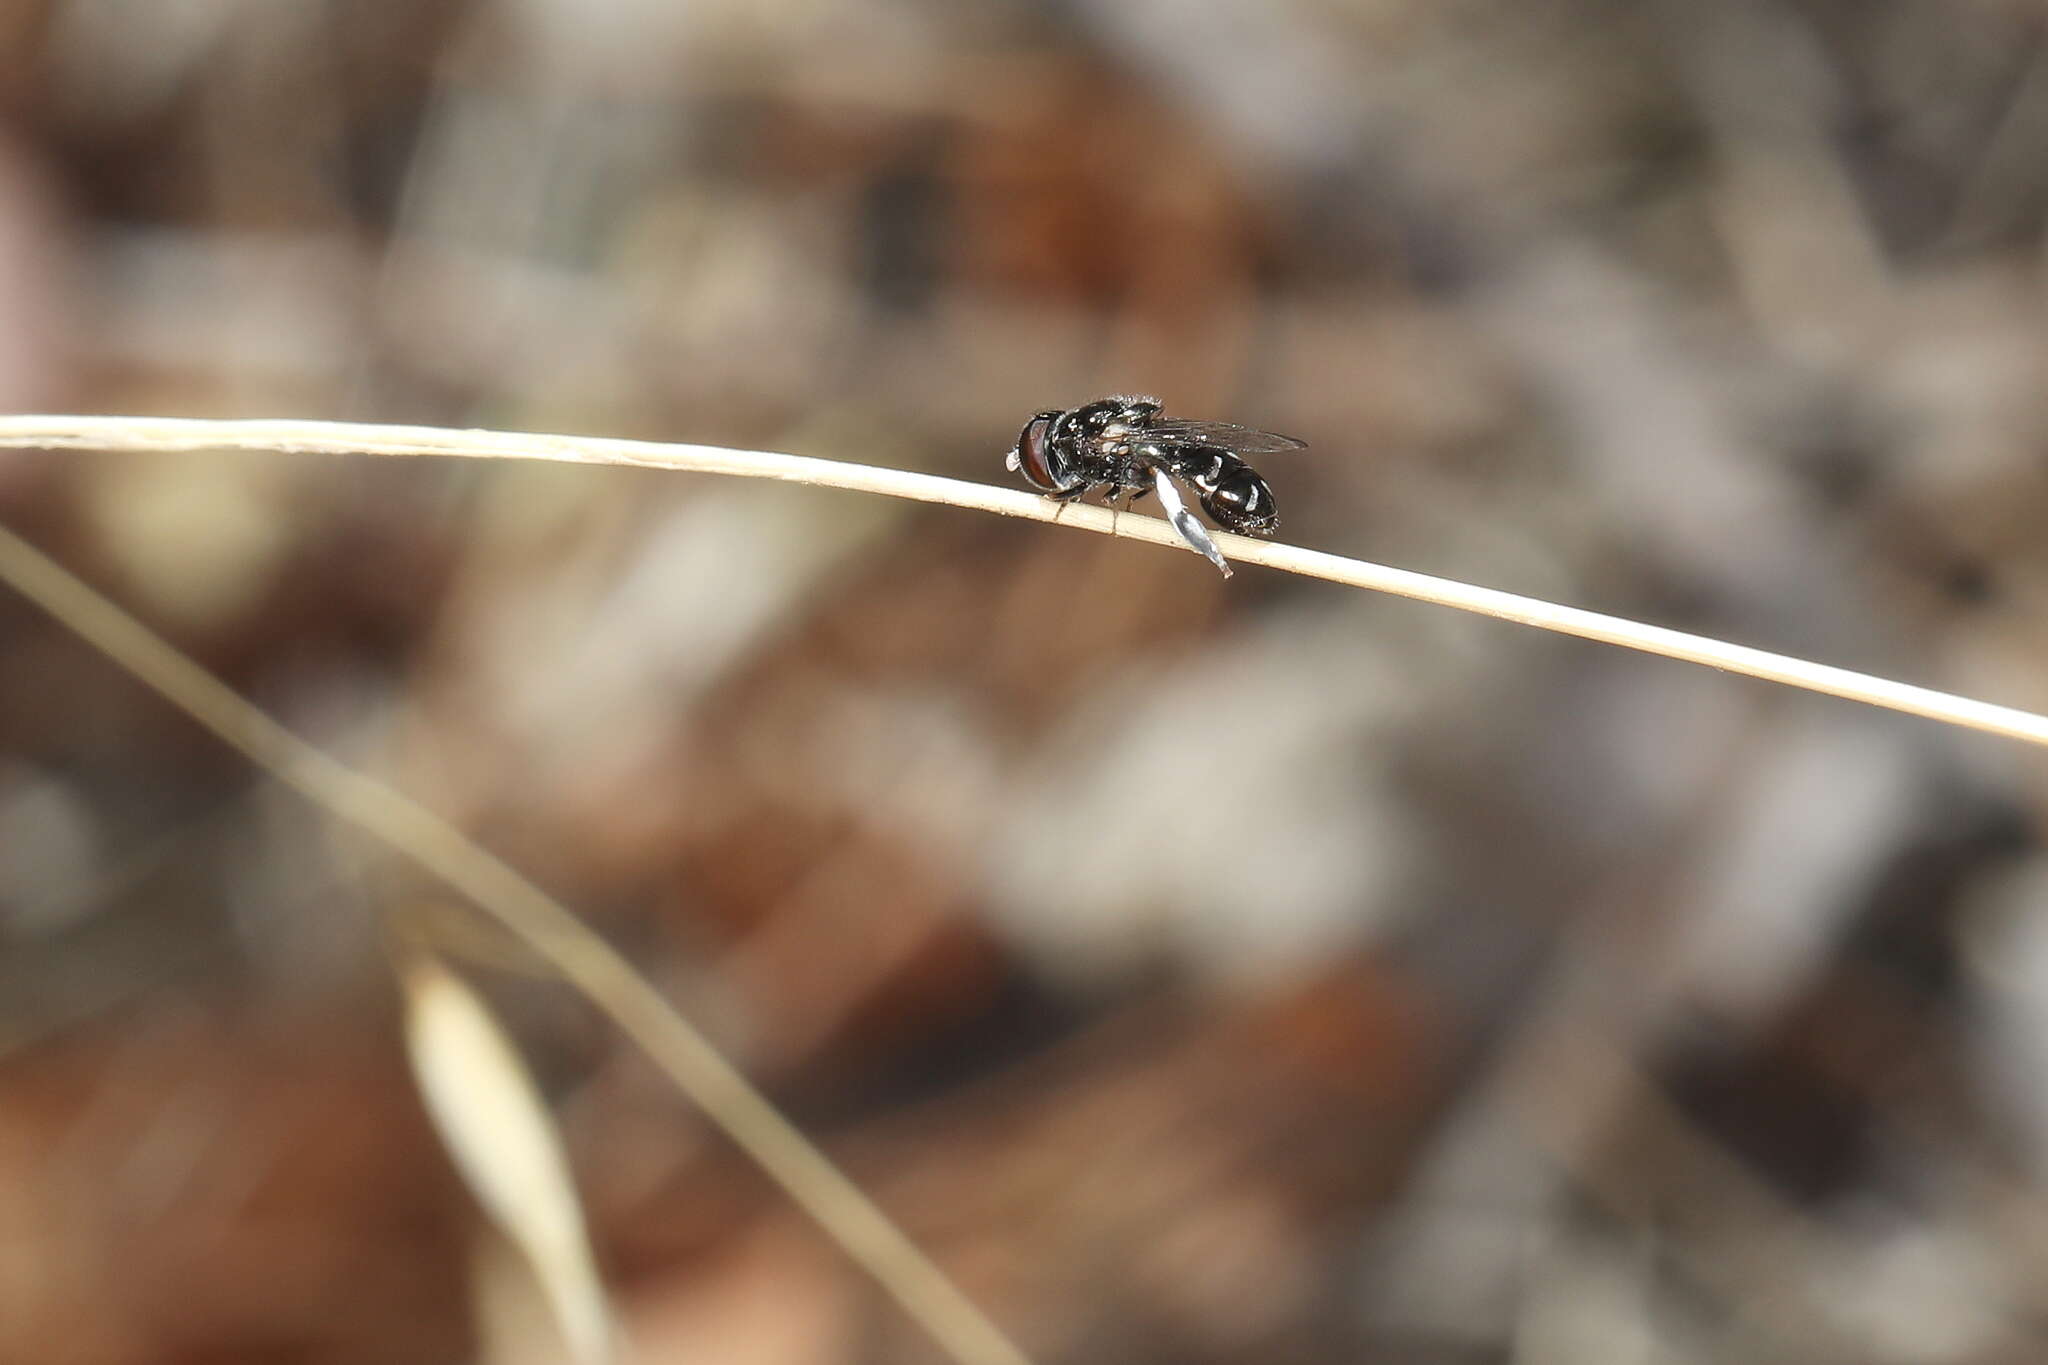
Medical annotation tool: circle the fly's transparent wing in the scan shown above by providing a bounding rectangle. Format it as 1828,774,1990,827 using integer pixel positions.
1140,419,1307,455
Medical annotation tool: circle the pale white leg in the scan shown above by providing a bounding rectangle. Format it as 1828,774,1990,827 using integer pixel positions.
1151,468,1232,577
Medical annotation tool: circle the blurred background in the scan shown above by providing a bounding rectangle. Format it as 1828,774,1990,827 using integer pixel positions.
5,1,2048,1361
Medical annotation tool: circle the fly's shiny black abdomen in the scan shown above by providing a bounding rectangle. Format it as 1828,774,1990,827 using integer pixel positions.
1168,447,1279,535
1004,395,1304,576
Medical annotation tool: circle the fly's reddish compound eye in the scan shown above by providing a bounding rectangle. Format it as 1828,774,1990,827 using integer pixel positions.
1014,412,1060,491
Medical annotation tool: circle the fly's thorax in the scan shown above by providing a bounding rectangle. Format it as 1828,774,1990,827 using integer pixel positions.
1062,396,1161,445
1102,396,1162,436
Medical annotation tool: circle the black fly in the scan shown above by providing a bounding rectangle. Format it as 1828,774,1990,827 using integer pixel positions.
1006,396,1304,576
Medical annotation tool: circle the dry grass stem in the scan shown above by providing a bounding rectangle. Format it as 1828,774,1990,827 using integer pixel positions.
1,413,2045,747
0,518,1037,1365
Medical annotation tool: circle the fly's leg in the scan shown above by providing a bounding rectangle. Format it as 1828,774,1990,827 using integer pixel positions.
1106,485,1137,537
1149,468,1232,577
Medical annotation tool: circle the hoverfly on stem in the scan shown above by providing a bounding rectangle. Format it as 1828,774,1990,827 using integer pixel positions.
1006,396,1305,576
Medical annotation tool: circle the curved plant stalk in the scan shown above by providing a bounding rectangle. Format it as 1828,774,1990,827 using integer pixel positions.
1,413,2044,747
0,519,1036,1365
